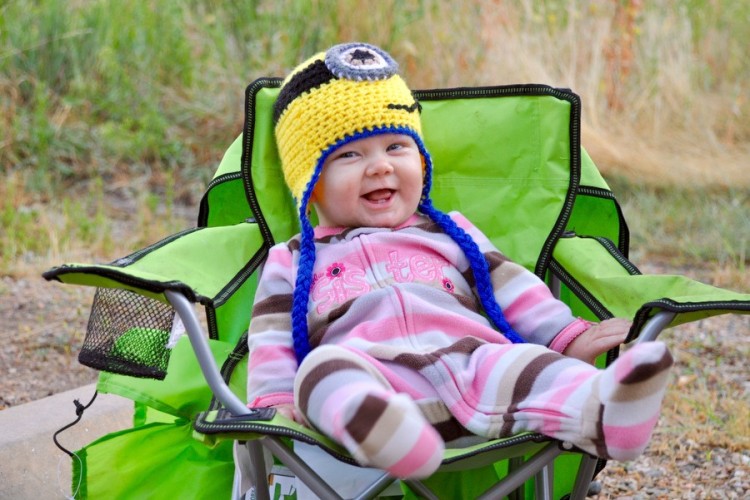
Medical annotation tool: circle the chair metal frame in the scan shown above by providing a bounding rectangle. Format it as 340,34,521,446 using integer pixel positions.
166,281,677,500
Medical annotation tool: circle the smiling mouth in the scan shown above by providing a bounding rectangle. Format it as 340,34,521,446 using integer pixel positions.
362,189,395,204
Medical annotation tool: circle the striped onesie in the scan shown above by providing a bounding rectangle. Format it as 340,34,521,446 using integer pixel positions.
247,212,672,478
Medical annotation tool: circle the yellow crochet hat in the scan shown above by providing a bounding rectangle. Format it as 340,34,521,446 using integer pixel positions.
273,42,423,209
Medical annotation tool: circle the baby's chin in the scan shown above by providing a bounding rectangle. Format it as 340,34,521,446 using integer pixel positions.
314,201,419,229
359,211,418,229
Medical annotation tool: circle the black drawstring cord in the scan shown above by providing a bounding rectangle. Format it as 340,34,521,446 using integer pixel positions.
53,390,98,457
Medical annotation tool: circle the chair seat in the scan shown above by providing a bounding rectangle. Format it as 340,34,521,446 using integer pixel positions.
195,407,554,470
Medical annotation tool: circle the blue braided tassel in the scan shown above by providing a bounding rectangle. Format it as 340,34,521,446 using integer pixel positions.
419,199,526,344
291,207,316,363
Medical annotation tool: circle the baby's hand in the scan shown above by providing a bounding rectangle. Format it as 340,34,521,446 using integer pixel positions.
272,403,307,426
563,318,632,365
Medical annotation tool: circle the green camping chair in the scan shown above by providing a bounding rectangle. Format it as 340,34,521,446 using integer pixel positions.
45,79,750,499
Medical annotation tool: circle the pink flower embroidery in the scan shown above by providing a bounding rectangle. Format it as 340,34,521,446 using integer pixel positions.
326,263,346,279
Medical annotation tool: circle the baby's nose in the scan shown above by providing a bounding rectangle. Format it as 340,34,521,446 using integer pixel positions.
366,156,394,175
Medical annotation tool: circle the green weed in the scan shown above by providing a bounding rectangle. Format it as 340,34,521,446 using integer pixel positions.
3,0,747,192
610,177,750,270
1,0,749,277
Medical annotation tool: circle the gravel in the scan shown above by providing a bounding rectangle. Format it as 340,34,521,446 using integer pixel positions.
2,264,748,498
592,313,750,498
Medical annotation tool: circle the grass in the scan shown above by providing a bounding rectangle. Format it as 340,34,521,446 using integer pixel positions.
0,171,187,276
1,0,749,278
609,177,749,289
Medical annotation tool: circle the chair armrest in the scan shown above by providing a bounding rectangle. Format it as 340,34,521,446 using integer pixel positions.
42,221,269,416
43,220,267,307
550,235,750,342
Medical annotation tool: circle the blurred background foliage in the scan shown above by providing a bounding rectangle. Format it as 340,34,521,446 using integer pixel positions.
1,0,748,277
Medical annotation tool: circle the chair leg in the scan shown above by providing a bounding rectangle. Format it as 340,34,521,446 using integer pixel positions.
401,480,440,500
352,473,401,500
569,454,598,500
534,464,554,499
245,440,270,500
262,436,343,499
507,457,525,500
477,442,563,500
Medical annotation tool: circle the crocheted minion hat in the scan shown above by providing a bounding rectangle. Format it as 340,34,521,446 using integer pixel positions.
274,42,523,362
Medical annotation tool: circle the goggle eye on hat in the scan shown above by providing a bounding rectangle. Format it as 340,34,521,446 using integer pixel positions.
273,42,524,363
325,43,399,80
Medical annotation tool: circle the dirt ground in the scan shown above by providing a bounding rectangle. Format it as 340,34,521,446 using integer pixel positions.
1,276,98,409
1,264,748,497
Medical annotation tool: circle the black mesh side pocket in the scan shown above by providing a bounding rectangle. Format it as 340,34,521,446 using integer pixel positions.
79,288,176,380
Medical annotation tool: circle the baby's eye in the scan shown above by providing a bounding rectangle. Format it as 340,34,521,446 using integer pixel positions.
335,150,358,160
387,143,404,152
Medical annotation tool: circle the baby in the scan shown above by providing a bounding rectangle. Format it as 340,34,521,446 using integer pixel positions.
247,42,673,479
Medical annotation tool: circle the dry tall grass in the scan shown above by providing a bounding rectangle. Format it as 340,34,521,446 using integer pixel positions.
2,0,748,270
396,0,750,187
214,0,750,187
3,0,748,188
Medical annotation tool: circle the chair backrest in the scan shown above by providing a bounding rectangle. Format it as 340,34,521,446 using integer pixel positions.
198,80,623,277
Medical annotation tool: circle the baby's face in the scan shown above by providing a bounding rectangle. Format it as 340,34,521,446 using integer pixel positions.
311,133,423,228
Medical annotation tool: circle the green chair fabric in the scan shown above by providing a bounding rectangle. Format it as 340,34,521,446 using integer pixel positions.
43,79,750,499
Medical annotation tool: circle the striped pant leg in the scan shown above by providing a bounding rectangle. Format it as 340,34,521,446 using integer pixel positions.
453,341,672,461
295,345,444,478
